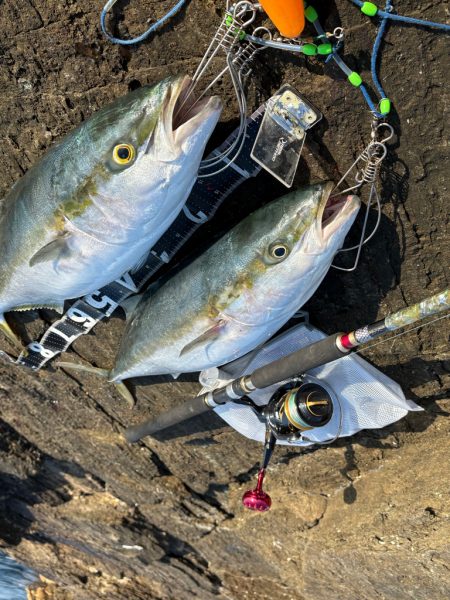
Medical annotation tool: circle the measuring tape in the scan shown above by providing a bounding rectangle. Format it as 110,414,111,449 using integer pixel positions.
11,107,265,371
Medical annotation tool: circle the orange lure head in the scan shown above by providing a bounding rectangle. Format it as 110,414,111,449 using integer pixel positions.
259,0,306,38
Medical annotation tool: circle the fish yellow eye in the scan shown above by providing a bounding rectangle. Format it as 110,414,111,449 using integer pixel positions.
269,243,289,260
113,143,135,165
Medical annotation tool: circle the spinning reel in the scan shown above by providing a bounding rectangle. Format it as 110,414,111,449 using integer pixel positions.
242,378,334,512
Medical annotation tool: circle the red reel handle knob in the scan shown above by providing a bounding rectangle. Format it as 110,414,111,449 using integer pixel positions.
242,469,272,512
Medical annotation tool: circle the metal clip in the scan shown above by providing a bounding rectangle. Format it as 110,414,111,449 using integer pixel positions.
177,2,259,178
331,121,393,272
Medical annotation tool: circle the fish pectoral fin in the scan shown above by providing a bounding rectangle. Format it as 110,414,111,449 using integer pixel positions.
130,252,149,274
179,320,226,357
29,233,72,267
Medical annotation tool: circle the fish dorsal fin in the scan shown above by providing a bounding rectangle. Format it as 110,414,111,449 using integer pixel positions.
179,319,226,357
29,233,72,267
120,294,143,319
11,302,65,314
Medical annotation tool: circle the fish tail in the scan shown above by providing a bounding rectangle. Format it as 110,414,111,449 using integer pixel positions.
114,381,136,409
56,361,135,408
0,313,24,349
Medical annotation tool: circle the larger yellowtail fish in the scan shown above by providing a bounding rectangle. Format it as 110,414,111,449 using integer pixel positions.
0,76,221,345
59,182,360,404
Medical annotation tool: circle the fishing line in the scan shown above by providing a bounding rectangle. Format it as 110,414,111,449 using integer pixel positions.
354,313,449,355
100,0,189,45
349,0,450,31
100,0,450,121
300,391,344,446
331,124,392,271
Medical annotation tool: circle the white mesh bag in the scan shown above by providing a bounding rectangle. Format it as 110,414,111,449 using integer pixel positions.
199,322,422,447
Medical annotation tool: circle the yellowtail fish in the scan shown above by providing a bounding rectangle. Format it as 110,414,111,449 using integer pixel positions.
58,183,360,405
0,76,221,345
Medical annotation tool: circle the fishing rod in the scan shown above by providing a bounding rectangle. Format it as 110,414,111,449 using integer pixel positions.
125,288,448,512
125,288,449,442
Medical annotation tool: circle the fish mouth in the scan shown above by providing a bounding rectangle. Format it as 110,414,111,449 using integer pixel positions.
318,183,360,241
164,76,222,147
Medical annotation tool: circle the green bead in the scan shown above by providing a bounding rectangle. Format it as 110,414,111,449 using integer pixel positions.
379,98,391,114
305,6,318,23
348,71,362,87
225,13,246,40
302,43,317,56
361,2,378,16
317,42,332,55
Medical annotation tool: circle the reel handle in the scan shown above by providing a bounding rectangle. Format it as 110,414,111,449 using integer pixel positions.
259,0,305,38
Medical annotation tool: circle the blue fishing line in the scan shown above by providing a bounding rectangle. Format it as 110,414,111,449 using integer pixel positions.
358,0,450,114
311,18,384,116
350,0,450,31
359,84,381,115
370,0,391,99
314,0,449,117
100,0,189,45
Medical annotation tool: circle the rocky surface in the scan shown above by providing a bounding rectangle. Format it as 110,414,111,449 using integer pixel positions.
0,0,449,598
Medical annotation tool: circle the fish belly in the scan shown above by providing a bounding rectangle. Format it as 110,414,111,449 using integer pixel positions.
111,317,287,381
0,230,159,315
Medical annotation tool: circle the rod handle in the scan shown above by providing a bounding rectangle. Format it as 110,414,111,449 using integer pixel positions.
250,333,347,389
125,394,211,442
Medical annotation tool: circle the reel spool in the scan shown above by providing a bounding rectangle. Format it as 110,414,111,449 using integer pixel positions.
265,380,334,442
242,379,334,512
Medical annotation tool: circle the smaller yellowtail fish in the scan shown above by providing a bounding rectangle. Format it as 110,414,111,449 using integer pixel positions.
0,76,221,346
58,183,360,406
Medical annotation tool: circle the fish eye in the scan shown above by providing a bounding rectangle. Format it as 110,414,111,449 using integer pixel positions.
112,143,135,165
269,243,289,260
